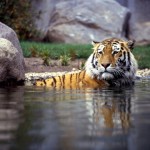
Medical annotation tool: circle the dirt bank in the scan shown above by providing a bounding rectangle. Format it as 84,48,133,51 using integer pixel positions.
24,57,85,73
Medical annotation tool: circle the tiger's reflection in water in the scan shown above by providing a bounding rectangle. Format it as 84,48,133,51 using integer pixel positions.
46,86,135,136
84,87,134,135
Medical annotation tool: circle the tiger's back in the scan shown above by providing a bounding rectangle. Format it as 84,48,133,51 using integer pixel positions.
35,70,107,89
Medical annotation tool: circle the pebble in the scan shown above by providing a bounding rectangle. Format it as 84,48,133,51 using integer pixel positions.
25,70,81,81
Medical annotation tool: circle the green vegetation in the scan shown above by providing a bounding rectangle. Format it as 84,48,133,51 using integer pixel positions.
20,41,150,69
40,51,51,66
0,0,37,40
79,60,86,70
133,45,150,69
60,54,71,66
20,41,92,59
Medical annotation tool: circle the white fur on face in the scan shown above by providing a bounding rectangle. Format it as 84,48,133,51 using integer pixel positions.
85,54,100,78
112,43,121,53
97,44,105,53
101,72,114,80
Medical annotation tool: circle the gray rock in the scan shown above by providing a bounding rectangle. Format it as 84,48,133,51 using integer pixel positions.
31,0,65,40
46,0,130,43
31,0,56,40
115,0,128,7
0,38,25,83
0,22,23,56
128,0,150,45
130,23,150,45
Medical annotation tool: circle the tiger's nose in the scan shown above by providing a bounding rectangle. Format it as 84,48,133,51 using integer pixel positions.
101,63,110,69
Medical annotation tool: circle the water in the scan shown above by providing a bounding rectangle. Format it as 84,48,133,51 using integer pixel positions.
0,80,150,150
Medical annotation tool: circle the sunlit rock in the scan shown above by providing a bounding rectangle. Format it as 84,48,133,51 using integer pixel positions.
46,0,129,43
0,22,24,57
0,38,25,84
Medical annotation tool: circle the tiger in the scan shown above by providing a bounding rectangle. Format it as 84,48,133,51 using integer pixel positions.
34,38,138,89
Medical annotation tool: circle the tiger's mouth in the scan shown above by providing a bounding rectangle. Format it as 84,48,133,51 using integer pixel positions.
101,72,114,80
100,69,125,80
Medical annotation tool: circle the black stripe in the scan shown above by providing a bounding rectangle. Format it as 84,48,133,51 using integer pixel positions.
127,52,131,71
69,74,72,89
123,51,126,61
70,74,72,83
62,75,65,86
76,73,78,82
91,53,96,68
44,80,46,85
92,64,96,68
127,52,131,65
58,76,62,85
52,76,56,86
78,72,81,81
91,53,95,63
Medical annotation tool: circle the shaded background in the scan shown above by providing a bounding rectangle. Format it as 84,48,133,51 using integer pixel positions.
31,0,150,45
0,0,150,45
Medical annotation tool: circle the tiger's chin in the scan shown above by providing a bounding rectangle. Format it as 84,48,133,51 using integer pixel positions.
101,72,114,80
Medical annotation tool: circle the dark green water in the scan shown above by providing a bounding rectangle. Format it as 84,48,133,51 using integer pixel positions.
0,80,150,150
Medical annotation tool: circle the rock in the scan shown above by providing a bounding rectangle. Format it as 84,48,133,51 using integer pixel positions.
128,0,150,45
130,22,150,45
115,0,128,6
46,0,130,43
0,38,25,84
0,22,24,56
0,22,25,85
136,69,150,78
31,0,56,40
31,0,66,40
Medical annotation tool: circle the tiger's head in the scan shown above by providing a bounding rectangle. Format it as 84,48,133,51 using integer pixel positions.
85,38,138,86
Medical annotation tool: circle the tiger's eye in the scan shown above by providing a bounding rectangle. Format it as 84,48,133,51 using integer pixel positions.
113,51,118,55
98,51,103,54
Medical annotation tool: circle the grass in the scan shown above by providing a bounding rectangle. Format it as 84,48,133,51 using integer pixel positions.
60,54,71,66
20,41,92,59
20,41,150,69
133,45,150,69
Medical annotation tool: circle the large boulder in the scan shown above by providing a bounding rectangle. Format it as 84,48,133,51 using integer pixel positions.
0,22,25,84
46,0,130,43
31,0,64,40
0,38,25,84
130,23,150,45
0,22,24,56
128,0,150,45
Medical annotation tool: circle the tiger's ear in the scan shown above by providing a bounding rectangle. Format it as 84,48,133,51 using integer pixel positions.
92,41,100,46
128,40,135,50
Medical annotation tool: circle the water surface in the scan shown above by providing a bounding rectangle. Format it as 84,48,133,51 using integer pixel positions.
0,80,150,150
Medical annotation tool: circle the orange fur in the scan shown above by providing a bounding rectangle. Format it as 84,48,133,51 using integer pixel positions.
35,70,107,89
